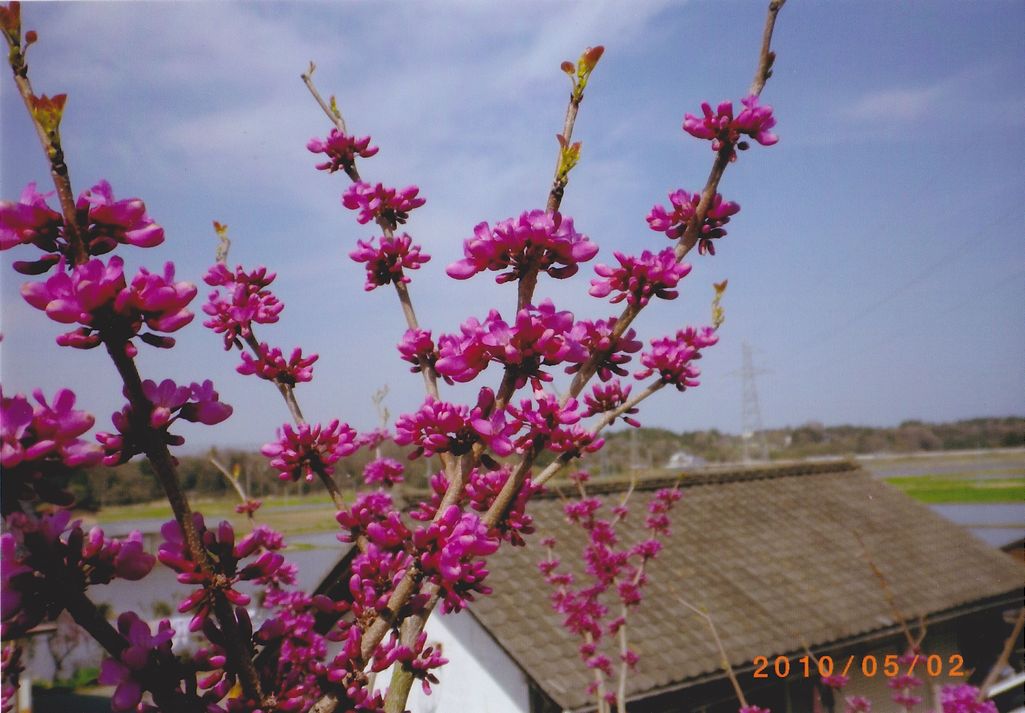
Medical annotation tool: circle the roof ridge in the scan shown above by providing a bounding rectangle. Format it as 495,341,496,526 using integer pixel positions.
534,459,861,499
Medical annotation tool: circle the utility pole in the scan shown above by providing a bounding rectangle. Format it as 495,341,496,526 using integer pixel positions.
728,342,770,463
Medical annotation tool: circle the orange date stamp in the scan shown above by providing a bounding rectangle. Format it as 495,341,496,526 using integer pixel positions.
751,654,967,679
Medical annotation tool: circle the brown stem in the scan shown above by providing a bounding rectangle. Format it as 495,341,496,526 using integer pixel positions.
383,664,416,713
209,456,256,521
750,0,787,97
977,606,1025,701
853,531,916,649
615,603,629,713
103,340,266,704
678,597,748,708
4,42,86,264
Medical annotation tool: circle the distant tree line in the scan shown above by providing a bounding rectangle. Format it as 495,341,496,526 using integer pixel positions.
66,417,1022,509
584,417,1025,475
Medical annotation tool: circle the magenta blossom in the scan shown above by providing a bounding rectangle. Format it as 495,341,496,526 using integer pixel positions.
342,181,425,228
412,506,499,613
739,707,772,713
844,696,871,713
21,256,196,351
939,684,996,713
446,209,597,283
683,95,778,159
589,248,692,307
567,318,642,382
237,344,318,385
96,379,232,465
646,189,740,255
261,420,359,482
508,392,602,456
635,326,718,391
349,233,430,291
583,380,640,427
77,180,164,253
158,516,290,631
98,613,175,711
1,181,163,274
1,387,101,513
398,328,438,377
202,263,284,350
307,129,378,173
362,457,405,487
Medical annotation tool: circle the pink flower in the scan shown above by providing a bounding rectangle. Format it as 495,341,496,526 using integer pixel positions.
398,328,438,376
647,189,740,255
77,180,164,252
362,457,405,487
844,696,872,713
683,95,778,159
583,380,640,427
446,209,597,283
939,684,996,713
508,392,602,456
412,506,499,613
237,344,318,385
0,183,62,258
1,181,162,274
349,233,430,290
394,397,479,458
99,613,175,711
159,516,289,631
96,380,231,465
307,129,378,173
567,318,642,382
635,326,718,391
821,673,849,690
342,182,425,228
1,387,101,512
589,249,692,307
202,264,284,350
114,261,197,333
739,707,772,713
261,420,359,482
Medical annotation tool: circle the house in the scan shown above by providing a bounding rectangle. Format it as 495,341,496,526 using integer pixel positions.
394,461,1023,713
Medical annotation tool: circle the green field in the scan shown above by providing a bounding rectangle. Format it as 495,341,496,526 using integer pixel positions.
883,475,1025,503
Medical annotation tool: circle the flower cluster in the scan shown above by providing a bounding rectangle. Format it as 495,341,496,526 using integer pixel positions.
307,128,379,174
635,326,719,391
22,256,196,352
2,510,155,637
342,181,425,228
508,392,601,455
436,300,587,389
589,248,692,307
96,379,232,465
98,613,176,712
261,420,359,482
349,233,430,291
538,480,683,707
413,468,543,546
413,506,500,613
372,632,447,695
646,189,740,255
202,263,284,350
398,328,438,376
1,387,101,513
567,318,642,382
0,180,163,274
939,684,997,713
683,95,778,159
237,344,318,385
395,391,514,458
158,515,291,631
583,380,640,427
446,209,598,283
362,457,405,487
886,648,925,711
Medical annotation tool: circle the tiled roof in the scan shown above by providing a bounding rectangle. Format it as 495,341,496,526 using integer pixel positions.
466,461,1024,711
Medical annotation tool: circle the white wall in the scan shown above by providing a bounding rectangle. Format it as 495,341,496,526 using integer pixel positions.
399,611,532,713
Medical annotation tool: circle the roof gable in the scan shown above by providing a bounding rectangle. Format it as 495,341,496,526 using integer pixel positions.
466,462,1024,710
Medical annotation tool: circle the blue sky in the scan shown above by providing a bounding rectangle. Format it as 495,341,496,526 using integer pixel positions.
2,1,1023,451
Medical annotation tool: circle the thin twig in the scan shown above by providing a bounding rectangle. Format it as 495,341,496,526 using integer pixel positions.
977,606,1025,701
678,596,748,708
